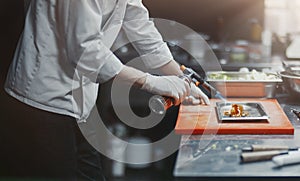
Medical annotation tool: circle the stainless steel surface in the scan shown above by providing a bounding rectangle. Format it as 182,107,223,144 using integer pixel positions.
280,71,300,97
216,102,268,121
174,133,300,177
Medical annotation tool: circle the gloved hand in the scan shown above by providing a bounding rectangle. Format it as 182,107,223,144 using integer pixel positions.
141,73,191,105
185,83,210,105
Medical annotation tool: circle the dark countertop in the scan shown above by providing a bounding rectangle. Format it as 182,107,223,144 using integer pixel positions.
173,94,300,178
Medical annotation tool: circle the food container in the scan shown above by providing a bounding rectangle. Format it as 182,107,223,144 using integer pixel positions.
279,71,300,97
216,102,269,122
206,71,282,98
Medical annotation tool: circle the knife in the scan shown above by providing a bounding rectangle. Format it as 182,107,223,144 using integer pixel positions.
242,144,299,152
241,150,289,163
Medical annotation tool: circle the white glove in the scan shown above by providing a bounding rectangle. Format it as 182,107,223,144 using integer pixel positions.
141,73,191,105
185,83,210,105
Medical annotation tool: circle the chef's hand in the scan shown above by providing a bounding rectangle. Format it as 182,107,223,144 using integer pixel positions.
141,73,191,105
184,83,210,105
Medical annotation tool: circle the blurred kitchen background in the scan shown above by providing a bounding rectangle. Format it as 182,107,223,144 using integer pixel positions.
1,0,300,180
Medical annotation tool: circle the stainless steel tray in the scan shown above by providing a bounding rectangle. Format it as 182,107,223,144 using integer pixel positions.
206,71,282,98
207,71,282,83
216,102,269,121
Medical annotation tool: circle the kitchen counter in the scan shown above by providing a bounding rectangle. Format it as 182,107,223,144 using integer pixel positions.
173,94,300,178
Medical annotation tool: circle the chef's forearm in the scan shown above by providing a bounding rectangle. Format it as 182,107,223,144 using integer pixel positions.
115,59,184,88
158,60,184,76
117,65,147,88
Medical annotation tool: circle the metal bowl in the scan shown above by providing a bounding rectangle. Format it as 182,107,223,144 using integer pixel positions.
279,71,300,97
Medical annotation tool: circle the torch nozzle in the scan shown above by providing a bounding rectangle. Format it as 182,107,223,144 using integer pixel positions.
180,65,226,101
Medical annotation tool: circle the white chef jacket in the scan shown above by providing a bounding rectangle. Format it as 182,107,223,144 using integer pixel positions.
5,0,173,122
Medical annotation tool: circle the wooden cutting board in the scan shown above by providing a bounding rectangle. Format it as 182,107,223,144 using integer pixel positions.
175,99,294,135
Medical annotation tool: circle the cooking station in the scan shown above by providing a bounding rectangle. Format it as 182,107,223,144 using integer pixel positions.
173,93,300,178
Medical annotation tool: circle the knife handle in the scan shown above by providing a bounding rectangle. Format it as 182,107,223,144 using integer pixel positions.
251,145,291,151
241,150,288,163
291,109,300,119
272,152,300,167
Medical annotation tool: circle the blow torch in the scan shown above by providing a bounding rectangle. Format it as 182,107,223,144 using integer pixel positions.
149,65,225,114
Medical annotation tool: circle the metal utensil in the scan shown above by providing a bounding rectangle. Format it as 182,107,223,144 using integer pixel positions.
241,150,288,163
242,145,299,152
286,66,300,77
216,102,269,121
279,71,300,97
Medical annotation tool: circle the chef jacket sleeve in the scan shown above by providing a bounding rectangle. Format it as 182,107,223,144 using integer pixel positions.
60,0,124,83
122,0,174,69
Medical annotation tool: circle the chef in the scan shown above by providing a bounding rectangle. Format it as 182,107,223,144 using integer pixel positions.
4,0,209,180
